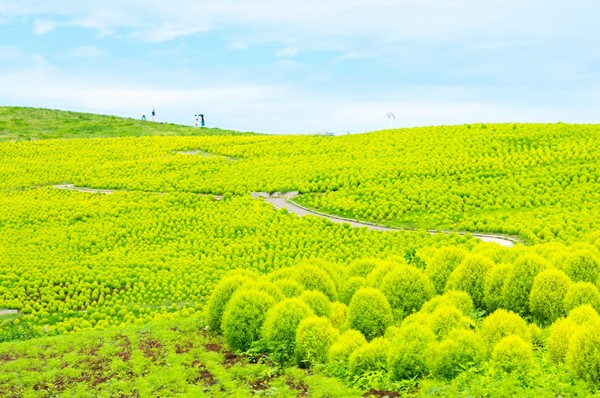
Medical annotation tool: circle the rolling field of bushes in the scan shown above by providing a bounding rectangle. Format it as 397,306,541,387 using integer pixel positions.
1,107,600,396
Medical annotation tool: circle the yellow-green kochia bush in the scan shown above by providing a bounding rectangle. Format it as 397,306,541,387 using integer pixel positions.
381,266,434,320
425,247,467,294
480,309,531,349
328,329,368,375
348,258,380,278
567,304,599,326
299,290,331,317
291,263,338,301
503,254,551,316
387,323,435,381
205,275,249,334
426,329,486,380
329,302,348,330
564,282,600,313
566,321,600,385
445,254,494,309
529,268,571,326
340,277,367,305
563,250,600,284
277,279,305,298
262,298,314,363
295,316,339,368
348,337,389,377
491,335,533,374
347,288,393,341
221,289,276,352
427,305,472,339
547,318,579,363
421,290,475,317
483,264,513,312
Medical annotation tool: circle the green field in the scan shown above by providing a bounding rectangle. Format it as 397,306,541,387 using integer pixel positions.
1,107,600,396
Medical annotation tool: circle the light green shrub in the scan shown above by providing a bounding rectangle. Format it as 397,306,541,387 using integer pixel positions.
567,304,599,326
327,329,367,372
388,323,435,381
503,254,551,316
348,337,389,377
428,305,472,339
563,250,600,284
381,265,434,320
262,298,314,363
347,288,393,341
421,290,474,317
340,277,367,305
222,289,276,352
239,279,285,302
299,290,331,317
425,247,467,294
564,282,600,313
480,309,531,349
445,254,494,309
547,318,578,363
566,321,600,385
366,261,400,288
348,258,380,278
529,268,571,326
483,263,513,312
426,329,486,380
292,262,338,301
278,279,305,298
206,275,249,334
295,316,339,368
329,302,348,330
491,335,533,374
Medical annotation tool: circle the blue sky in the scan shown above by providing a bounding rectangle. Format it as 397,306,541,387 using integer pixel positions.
1,1,599,134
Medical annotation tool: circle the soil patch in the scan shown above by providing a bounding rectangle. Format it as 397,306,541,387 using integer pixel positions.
286,378,309,397
362,389,400,398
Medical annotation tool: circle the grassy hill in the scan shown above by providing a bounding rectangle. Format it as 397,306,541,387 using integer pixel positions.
0,107,245,141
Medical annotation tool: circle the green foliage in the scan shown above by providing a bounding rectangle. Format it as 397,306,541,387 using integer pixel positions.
262,298,314,363
206,275,249,334
490,335,533,374
564,282,600,313
426,329,486,380
348,337,389,377
503,254,551,316
327,330,368,373
404,248,426,270
483,263,513,312
340,277,367,305
529,268,571,326
425,247,467,294
291,262,338,301
347,288,393,341
387,323,435,381
221,289,276,352
480,309,531,349
277,279,305,298
421,290,475,317
428,305,472,338
567,304,599,326
299,290,332,317
347,258,380,278
547,318,579,364
563,250,600,284
381,265,434,319
329,302,348,330
294,316,339,368
566,321,600,385
445,254,494,309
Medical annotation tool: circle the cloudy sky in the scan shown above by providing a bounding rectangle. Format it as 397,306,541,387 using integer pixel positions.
1,1,599,134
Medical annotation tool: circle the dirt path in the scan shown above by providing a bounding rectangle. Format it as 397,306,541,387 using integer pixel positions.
52,184,518,247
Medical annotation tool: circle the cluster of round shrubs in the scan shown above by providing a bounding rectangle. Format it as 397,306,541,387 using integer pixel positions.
206,251,600,386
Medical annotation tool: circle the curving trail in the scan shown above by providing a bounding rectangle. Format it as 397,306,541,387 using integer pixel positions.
53,184,518,247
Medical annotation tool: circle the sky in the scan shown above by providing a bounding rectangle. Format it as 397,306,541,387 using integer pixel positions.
0,1,599,134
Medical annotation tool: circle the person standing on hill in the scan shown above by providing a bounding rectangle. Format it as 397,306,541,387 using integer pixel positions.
141,111,146,121
151,109,156,122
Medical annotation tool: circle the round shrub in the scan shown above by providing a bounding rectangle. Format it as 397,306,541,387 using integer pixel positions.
480,309,531,349
563,250,600,284
295,316,339,368
239,279,285,302
328,330,367,370
340,277,367,305
329,301,348,330
381,266,434,320
347,288,393,341
428,305,472,338
547,318,578,363
366,261,400,288
278,279,305,298
388,323,436,381
205,275,248,334
445,254,494,309
425,247,467,294
567,304,599,326
483,264,513,312
566,321,600,385
299,290,331,317
529,268,571,326
262,298,314,363
222,289,276,352
503,254,551,316
421,290,474,317
291,262,338,301
348,258,380,278
348,337,389,377
426,329,486,380
564,282,600,313
491,335,533,374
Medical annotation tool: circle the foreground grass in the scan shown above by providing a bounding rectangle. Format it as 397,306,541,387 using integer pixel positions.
0,107,245,141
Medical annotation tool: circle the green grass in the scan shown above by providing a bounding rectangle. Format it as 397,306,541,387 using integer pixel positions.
0,107,247,141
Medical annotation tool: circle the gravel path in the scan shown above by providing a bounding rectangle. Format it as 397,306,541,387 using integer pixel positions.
52,184,518,247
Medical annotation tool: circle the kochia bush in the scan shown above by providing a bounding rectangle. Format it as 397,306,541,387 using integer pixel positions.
425,247,467,294
221,289,276,352
529,268,571,326
340,277,367,305
490,335,533,374
445,254,494,309
291,262,338,301
381,266,434,320
277,279,305,298
483,264,513,312
295,316,339,368
421,290,474,317
480,309,531,349
299,290,332,317
347,288,393,341
566,321,600,385
387,323,435,381
327,329,367,373
503,254,551,316
547,318,578,364
205,275,248,334
329,301,348,330
567,304,599,326
428,305,472,339
563,250,600,284
348,337,389,377
426,329,486,380
564,282,600,313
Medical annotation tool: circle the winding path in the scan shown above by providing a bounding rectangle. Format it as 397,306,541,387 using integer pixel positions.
53,184,518,247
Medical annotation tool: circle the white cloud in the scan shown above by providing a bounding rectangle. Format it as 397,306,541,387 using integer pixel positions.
32,18,57,34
